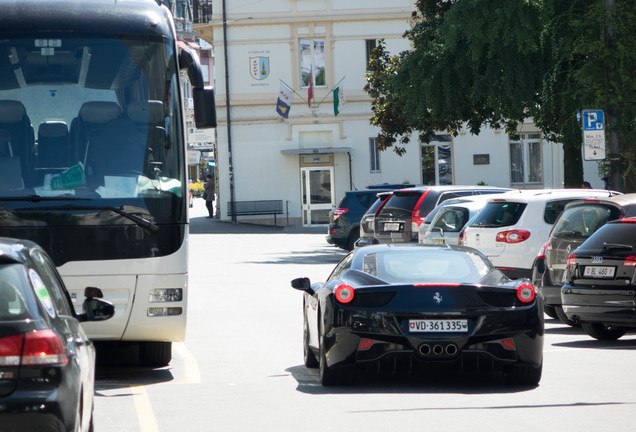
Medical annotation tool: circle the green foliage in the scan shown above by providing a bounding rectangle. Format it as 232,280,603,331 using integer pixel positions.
365,0,636,190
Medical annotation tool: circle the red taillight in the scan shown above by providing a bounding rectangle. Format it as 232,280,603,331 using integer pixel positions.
411,190,431,227
0,334,23,366
21,329,68,366
501,338,516,350
537,242,548,259
623,256,636,267
334,284,355,304
333,208,348,221
413,283,460,287
566,254,576,267
496,230,531,243
516,282,536,303
620,218,636,224
358,338,374,351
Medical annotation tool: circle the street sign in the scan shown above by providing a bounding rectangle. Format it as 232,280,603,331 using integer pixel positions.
582,109,606,161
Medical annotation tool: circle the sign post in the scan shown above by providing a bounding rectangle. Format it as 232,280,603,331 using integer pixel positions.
582,109,606,161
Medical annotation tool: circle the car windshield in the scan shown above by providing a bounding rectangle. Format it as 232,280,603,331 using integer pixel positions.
361,249,490,284
470,202,527,227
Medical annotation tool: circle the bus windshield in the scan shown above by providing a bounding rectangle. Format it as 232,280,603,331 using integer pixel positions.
0,34,184,223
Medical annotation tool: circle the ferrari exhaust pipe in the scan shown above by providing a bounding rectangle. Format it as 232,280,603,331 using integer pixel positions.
419,344,431,356
432,344,444,355
445,344,458,356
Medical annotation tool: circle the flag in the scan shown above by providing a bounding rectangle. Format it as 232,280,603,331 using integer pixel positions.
307,71,313,108
333,85,346,116
276,82,293,119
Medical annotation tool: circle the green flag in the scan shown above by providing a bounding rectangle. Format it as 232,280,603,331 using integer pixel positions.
333,85,346,116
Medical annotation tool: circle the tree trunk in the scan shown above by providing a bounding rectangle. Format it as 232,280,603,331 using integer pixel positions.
561,118,584,188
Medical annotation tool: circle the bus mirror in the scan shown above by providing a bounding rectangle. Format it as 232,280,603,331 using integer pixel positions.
193,87,217,129
179,48,204,88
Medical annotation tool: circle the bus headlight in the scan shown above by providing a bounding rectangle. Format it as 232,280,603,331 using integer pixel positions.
149,288,183,303
147,307,183,317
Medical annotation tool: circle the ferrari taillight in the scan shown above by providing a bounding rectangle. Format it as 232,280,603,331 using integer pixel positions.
516,282,536,303
335,284,355,304
496,230,531,243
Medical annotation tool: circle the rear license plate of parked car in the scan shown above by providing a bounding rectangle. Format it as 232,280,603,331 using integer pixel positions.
384,222,401,232
409,319,468,333
583,266,615,278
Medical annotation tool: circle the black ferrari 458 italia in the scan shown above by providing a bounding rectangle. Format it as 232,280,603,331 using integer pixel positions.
292,244,544,386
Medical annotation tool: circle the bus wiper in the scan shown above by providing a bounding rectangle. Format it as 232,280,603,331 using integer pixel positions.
0,195,91,202
14,204,159,234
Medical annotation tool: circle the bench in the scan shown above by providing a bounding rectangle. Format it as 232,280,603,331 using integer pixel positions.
227,200,284,225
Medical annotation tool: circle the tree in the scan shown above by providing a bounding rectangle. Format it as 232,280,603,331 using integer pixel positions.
365,0,636,190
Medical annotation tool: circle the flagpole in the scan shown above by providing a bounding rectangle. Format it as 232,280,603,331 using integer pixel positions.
279,79,309,104
318,75,346,104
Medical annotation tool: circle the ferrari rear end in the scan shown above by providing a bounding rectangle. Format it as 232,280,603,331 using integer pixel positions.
323,281,544,385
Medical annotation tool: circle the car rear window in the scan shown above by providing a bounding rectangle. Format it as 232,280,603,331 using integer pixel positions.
577,221,636,251
544,199,580,224
431,207,470,233
470,201,527,228
354,192,378,210
553,204,621,239
380,191,423,214
0,264,32,320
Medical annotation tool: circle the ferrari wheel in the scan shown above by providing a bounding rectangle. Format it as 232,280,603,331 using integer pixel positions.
303,311,318,368
318,319,354,386
582,322,627,340
504,362,542,386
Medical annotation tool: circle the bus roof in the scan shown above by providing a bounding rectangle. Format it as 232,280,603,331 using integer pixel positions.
0,0,172,38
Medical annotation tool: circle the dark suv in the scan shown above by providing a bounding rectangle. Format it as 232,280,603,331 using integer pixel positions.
373,185,512,244
327,187,395,250
533,193,636,324
561,217,636,340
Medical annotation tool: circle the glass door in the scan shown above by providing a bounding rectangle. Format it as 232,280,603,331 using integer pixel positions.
301,167,334,225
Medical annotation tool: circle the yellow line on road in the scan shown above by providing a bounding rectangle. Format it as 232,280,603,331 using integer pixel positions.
131,385,160,432
173,342,201,384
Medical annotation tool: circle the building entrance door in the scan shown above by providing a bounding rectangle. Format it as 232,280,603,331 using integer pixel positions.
301,167,334,225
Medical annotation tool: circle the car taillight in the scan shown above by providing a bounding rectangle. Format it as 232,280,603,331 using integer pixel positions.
496,230,531,243
516,282,536,303
566,254,576,267
0,334,23,366
623,255,636,267
334,284,355,304
537,242,548,259
21,329,69,366
411,190,431,227
333,208,348,221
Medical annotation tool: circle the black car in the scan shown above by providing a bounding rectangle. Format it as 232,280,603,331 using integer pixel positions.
562,218,636,340
533,194,636,324
327,186,409,250
292,244,544,386
373,186,512,244
0,238,114,432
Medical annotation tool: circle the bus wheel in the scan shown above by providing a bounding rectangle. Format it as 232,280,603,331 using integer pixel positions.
139,341,172,367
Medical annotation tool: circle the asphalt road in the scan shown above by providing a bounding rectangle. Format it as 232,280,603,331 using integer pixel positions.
93,198,636,432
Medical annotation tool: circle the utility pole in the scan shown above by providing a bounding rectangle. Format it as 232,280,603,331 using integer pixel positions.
222,0,236,221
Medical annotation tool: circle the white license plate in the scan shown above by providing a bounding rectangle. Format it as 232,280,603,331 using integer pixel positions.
409,319,468,333
433,238,445,245
384,222,401,232
583,266,615,278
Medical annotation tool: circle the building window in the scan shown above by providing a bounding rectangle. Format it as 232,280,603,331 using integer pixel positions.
421,134,453,185
509,133,542,185
370,138,381,173
366,39,377,67
299,39,326,88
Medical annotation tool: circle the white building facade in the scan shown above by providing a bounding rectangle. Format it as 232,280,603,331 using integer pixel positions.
212,0,603,226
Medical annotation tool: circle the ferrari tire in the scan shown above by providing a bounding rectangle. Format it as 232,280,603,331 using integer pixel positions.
504,362,542,386
581,322,627,340
555,306,579,327
544,305,558,319
318,337,355,386
303,311,319,368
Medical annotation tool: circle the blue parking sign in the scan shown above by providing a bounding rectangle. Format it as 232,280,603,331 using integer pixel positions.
582,110,605,160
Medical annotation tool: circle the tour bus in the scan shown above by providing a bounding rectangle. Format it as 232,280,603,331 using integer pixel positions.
0,0,216,366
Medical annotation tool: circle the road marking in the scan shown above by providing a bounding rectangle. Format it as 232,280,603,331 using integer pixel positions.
131,385,160,432
173,342,201,384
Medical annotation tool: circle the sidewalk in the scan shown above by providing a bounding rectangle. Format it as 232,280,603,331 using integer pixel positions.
188,197,326,235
